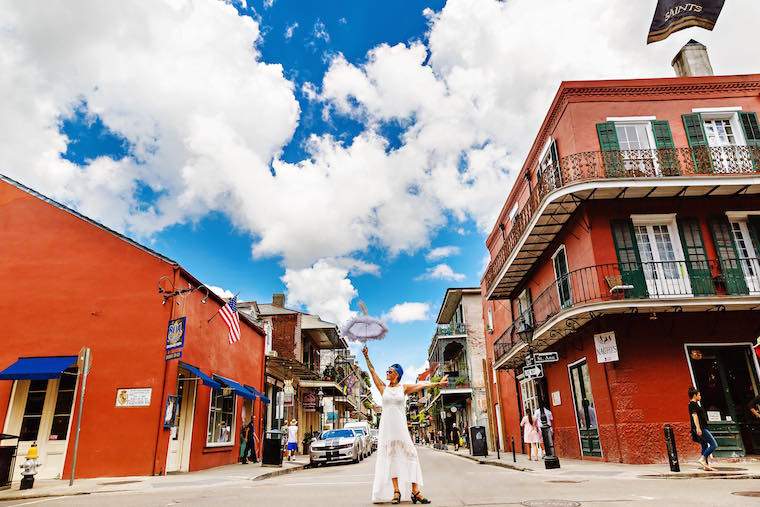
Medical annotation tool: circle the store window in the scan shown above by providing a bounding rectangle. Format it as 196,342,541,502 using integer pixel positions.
520,378,539,416
19,380,48,441
49,368,77,441
207,388,235,445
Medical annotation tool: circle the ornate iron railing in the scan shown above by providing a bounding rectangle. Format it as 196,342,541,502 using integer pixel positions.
492,258,760,365
483,146,760,297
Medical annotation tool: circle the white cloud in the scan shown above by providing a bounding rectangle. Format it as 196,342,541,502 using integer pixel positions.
207,285,234,299
313,20,330,42
284,22,299,39
425,245,460,262
263,0,274,7
281,259,358,325
383,302,431,323
416,263,466,282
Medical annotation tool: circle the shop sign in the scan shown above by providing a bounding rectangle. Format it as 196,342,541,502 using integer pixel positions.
551,391,561,406
164,395,178,428
594,331,619,363
707,410,722,422
283,392,294,407
302,390,317,412
165,317,186,360
284,379,295,395
115,387,152,407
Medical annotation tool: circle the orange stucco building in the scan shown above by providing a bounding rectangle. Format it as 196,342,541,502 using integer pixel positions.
481,71,760,464
0,175,266,480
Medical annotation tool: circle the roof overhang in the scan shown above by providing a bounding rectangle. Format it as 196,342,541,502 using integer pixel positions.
436,287,481,324
494,295,760,369
265,356,319,381
486,175,760,300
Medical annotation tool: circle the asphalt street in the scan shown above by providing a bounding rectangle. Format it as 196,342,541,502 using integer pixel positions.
5,446,760,506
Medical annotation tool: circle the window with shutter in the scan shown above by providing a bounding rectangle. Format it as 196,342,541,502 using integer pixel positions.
708,216,748,295
677,218,714,295
651,120,680,175
610,219,647,298
682,113,713,173
739,112,760,171
596,122,623,177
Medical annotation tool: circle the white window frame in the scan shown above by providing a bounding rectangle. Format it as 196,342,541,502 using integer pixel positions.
486,307,494,333
726,212,760,295
508,204,519,223
206,387,236,447
630,213,691,297
264,321,273,355
537,137,562,188
519,378,539,416
551,244,572,309
610,119,661,175
700,110,747,147
515,289,532,329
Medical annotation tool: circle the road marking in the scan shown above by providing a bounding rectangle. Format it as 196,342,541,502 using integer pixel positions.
8,498,63,506
247,480,372,487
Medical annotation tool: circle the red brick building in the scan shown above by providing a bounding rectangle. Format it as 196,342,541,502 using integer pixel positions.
481,65,760,463
0,175,266,479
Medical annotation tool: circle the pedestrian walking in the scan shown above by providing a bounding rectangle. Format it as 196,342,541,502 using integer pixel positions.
364,345,448,504
286,418,299,461
533,406,553,458
246,416,258,463
451,424,461,451
239,423,249,464
520,410,542,461
688,387,717,471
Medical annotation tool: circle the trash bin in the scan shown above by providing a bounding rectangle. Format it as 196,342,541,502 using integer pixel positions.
469,426,488,457
0,434,19,490
262,429,283,467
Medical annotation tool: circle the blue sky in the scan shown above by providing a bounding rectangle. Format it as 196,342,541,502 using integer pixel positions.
4,0,758,396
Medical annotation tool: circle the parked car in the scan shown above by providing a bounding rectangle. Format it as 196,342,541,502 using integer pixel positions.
345,421,373,456
351,427,371,459
309,429,362,467
369,428,378,451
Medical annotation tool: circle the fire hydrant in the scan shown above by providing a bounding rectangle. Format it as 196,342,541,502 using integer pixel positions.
19,442,41,490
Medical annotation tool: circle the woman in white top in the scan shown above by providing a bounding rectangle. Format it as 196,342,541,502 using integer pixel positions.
363,345,448,504
286,419,298,461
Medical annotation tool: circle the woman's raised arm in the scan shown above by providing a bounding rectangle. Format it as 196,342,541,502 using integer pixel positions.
362,345,385,396
404,375,448,395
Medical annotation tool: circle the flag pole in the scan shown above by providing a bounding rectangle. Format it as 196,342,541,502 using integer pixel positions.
207,292,240,323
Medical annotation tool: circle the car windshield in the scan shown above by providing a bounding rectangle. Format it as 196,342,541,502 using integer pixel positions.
353,429,366,435
320,429,354,439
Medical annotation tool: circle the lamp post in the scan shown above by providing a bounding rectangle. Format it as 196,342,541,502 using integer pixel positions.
317,388,324,433
517,321,560,470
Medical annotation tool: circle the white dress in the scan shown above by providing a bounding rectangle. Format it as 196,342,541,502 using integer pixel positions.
372,385,423,503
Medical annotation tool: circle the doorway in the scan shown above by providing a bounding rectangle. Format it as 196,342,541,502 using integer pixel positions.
686,344,760,456
633,221,691,297
568,359,602,457
166,377,196,473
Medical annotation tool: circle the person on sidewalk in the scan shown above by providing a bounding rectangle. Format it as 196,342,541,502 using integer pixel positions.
520,410,542,461
246,416,258,463
286,419,299,461
451,424,461,451
239,423,249,464
533,406,553,459
748,394,760,421
688,387,717,471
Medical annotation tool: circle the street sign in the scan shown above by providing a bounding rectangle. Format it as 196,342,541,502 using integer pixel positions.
533,352,559,364
522,364,543,379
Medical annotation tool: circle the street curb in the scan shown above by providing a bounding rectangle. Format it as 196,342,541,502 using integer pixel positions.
431,446,533,472
251,463,308,481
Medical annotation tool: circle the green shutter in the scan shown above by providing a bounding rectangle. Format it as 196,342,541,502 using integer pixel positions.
677,218,714,295
708,216,748,295
596,122,623,177
611,219,647,298
682,113,713,174
739,112,760,171
748,216,760,254
651,120,680,176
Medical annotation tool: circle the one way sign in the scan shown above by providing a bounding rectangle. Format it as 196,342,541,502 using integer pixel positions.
522,364,543,379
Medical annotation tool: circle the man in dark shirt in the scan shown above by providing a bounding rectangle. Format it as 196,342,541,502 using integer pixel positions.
748,395,760,421
688,387,717,471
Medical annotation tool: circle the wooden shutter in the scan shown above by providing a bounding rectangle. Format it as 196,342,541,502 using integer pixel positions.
610,219,647,298
651,120,680,175
748,215,760,254
677,218,714,295
682,113,713,174
596,122,623,177
708,216,748,295
739,112,760,171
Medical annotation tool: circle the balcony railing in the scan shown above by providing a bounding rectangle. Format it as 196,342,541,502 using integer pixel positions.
483,146,760,297
436,322,467,336
493,258,760,365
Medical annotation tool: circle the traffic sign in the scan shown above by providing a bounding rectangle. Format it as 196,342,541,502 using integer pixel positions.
533,352,559,364
522,364,543,379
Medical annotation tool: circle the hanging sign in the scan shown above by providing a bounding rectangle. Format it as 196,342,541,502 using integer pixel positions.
526,352,559,365
522,364,543,380
594,331,619,363
302,390,317,412
115,388,152,407
647,0,725,44
283,379,295,395
165,317,186,360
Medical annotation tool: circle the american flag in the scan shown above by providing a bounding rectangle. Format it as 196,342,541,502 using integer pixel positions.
218,296,241,344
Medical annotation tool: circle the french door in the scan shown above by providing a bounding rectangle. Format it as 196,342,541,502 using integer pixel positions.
568,360,601,457
553,246,572,309
634,222,691,297
704,118,740,171
730,220,760,294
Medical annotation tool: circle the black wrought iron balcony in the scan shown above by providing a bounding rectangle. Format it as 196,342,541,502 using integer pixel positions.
483,146,760,299
493,258,760,366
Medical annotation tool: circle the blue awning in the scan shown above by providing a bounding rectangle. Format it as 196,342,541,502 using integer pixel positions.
214,375,256,400
0,356,78,380
179,362,222,389
245,384,270,404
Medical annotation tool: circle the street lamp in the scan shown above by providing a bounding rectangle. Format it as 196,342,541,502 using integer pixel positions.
317,388,324,433
517,319,560,470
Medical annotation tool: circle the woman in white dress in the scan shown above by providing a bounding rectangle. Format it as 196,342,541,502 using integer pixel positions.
363,345,448,504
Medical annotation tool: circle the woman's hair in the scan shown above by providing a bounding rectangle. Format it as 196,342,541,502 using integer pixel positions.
389,363,403,380
688,386,699,399
527,410,533,425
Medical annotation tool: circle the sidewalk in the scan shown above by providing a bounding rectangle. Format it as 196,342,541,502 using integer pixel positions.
0,456,309,502
432,445,760,480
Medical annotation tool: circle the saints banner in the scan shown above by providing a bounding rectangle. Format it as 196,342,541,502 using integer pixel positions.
647,0,726,44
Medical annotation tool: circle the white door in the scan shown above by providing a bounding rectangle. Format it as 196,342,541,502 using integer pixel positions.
634,222,691,297
730,220,760,294
494,403,504,451
703,116,752,171
615,122,658,175
166,380,195,473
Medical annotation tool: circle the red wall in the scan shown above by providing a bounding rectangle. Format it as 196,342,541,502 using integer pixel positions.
0,179,265,477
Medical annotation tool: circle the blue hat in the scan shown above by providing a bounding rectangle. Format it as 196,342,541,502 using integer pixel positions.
390,364,403,380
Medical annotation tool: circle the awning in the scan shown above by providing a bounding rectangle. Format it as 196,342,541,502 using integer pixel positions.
214,375,256,400
0,356,78,380
244,384,270,404
179,362,222,389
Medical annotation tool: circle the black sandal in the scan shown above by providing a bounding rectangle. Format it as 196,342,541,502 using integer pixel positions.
412,491,431,504
392,491,401,504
